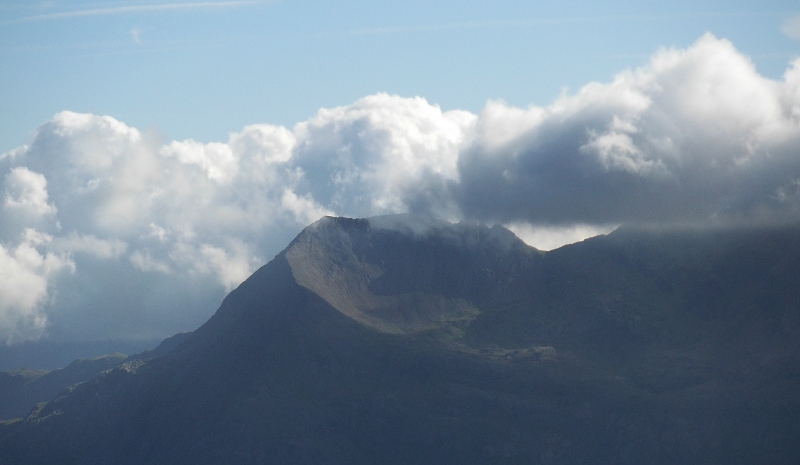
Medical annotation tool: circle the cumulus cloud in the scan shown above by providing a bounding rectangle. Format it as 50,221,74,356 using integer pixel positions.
2,34,800,343
198,241,258,292
0,112,332,342
291,93,475,216
160,140,238,184
0,230,73,344
456,34,800,227
4,167,57,216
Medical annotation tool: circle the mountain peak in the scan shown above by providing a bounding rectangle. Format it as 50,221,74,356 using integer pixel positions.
285,214,533,334
4,219,800,464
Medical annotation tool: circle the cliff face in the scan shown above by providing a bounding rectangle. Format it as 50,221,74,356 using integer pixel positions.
2,216,799,464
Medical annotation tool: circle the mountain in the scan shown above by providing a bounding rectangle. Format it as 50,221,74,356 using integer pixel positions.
0,338,165,371
0,332,193,421
0,353,127,421
1,215,799,464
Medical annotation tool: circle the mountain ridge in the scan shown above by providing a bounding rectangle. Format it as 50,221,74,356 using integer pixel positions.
1,215,799,464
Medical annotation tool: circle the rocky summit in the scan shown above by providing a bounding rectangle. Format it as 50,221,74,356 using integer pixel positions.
1,215,799,464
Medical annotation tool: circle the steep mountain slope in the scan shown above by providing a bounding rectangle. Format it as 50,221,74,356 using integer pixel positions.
1,216,799,464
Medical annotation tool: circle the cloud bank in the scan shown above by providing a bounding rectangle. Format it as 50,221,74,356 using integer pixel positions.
2,34,800,343
457,35,800,226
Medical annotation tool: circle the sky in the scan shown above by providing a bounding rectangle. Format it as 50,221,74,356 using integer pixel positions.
1,0,799,346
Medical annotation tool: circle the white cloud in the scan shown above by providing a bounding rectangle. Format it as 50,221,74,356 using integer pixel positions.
456,34,800,226
199,242,258,292
4,167,57,216
0,229,74,344
147,223,169,242
54,233,128,259
0,145,28,163
2,34,800,343
292,93,476,216
160,140,238,184
505,223,618,251
130,250,172,274
280,189,333,226
581,128,665,175
230,124,296,165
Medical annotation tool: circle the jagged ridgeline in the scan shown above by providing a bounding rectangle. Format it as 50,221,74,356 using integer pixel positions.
1,215,799,464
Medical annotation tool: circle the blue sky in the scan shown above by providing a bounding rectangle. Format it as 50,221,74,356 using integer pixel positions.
1,0,797,153
1,1,800,345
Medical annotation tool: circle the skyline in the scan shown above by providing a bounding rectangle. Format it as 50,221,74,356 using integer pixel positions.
1,1,800,346
1,1,798,152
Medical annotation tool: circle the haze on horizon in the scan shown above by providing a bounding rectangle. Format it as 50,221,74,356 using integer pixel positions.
1,0,800,347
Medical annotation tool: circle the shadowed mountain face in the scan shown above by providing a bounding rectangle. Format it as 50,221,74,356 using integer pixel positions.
0,333,193,422
1,216,799,464
0,353,127,421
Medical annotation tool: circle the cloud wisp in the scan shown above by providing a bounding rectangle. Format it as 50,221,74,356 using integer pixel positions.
783,15,800,40
349,11,778,36
2,34,800,344
12,1,264,23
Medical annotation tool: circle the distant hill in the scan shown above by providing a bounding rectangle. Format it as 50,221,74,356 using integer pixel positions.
0,354,127,421
1,216,798,464
0,333,192,421
0,338,164,371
